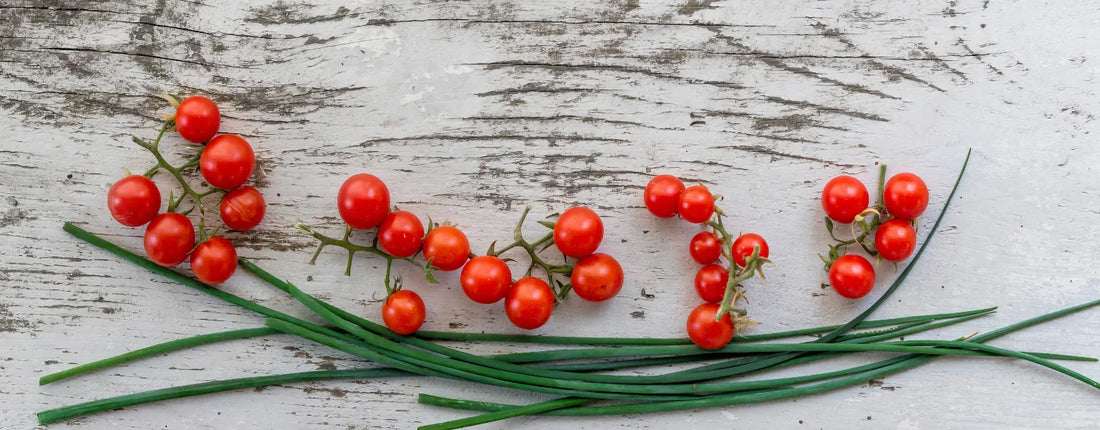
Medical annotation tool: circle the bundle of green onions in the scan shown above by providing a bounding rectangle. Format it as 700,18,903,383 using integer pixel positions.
38,152,1100,429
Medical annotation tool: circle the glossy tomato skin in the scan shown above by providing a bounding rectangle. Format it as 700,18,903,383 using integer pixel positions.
829,254,875,299
875,219,917,262
175,96,220,143
107,175,161,227
144,213,196,266
422,226,470,271
644,175,685,218
686,303,735,350
570,253,624,302
678,185,715,224
190,237,237,284
200,134,255,190
459,256,512,304
553,207,604,258
821,176,869,224
219,186,265,231
377,211,424,258
694,264,729,303
337,173,390,230
689,232,722,265
382,290,426,335
731,233,769,267
883,173,928,220
505,277,556,330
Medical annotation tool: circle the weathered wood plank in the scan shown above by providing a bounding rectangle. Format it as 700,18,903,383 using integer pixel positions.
1,0,1097,428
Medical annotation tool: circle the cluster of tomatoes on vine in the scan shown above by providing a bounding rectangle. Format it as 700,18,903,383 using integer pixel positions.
643,175,771,350
820,166,929,299
302,175,625,335
106,95,266,284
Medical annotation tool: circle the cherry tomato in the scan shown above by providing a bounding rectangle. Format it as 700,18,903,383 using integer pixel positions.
219,186,265,231
377,210,424,258
688,232,722,265
144,213,196,266
189,237,237,284
337,173,390,230
686,303,735,350
553,207,604,258
107,175,161,227
875,219,917,262
883,173,928,220
731,233,769,268
829,254,875,299
459,256,512,304
175,96,220,143
694,264,728,303
200,134,255,190
678,185,714,224
505,277,556,330
821,175,869,224
422,226,470,271
382,290,425,335
570,253,623,302
644,175,685,218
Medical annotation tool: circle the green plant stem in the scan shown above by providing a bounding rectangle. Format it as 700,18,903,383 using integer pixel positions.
39,327,280,385
412,307,992,345
489,339,1083,364
420,297,1100,420
251,266,1000,391
37,368,408,425
418,397,590,430
264,316,690,401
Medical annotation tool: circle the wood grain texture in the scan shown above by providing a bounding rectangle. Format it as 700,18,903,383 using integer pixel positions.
2,0,1098,428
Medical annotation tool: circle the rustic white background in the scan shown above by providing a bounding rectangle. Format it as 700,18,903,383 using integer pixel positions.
2,0,1098,428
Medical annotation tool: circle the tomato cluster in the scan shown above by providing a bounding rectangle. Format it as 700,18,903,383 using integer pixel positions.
329,174,624,334
820,169,929,299
106,95,267,285
644,175,770,350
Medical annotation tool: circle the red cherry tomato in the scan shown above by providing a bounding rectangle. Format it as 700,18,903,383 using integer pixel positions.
829,254,875,299
689,232,722,265
694,264,728,303
422,226,470,271
731,233,769,267
553,207,604,258
175,96,220,143
505,277,556,330
377,211,424,258
821,175,869,224
382,290,425,335
644,175,685,218
200,134,255,190
144,213,196,266
107,175,161,227
219,186,265,231
686,303,735,350
570,253,624,302
337,173,390,230
875,219,917,262
459,256,512,304
189,236,237,284
883,173,929,220
678,185,714,224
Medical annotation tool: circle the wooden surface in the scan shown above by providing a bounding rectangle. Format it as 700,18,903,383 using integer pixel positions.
2,0,1098,428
